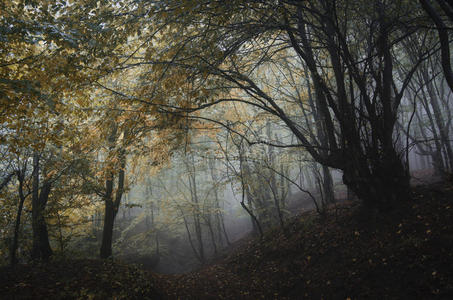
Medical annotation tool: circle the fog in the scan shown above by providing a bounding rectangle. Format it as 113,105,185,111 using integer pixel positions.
1,0,452,278
99,140,438,274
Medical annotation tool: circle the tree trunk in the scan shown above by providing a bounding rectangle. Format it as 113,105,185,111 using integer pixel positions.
209,158,231,246
420,0,453,92
100,195,116,258
0,172,14,193
31,153,53,261
246,188,259,235
416,96,445,175
206,217,218,254
322,165,335,204
100,151,125,259
423,71,453,172
100,123,127,259
186,153,205,263
342,148,410,211
10,170,26,265
218,211,231,246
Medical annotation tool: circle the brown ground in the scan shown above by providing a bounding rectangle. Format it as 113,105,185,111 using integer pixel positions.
154,179,453,299
1,178,453,299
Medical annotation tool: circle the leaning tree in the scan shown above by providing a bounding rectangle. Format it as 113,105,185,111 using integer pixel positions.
112,0,432,210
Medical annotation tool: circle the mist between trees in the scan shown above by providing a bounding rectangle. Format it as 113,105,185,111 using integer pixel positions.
0,0,452,272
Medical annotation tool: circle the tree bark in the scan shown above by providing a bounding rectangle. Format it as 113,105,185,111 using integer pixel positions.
10,169,26,265
0,172,14,192
100,152,126,259
100,125,127,259
342,148,410,211
322,165,335,205
31,153,53,261
420,0,453,92
100,190,115,258
287,1,412,211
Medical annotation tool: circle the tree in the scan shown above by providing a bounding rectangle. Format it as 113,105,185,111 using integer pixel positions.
30,152,53,260
9,154,30,265
419,0,453,92
0,0,130,261
90,79,188,258
119,0,427,210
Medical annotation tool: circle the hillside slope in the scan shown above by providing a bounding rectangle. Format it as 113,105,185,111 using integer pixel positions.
1,181,452,299
155,181,453,299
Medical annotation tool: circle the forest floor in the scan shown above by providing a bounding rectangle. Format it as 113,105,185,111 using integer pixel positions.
154,179,453,299
0,259,161,299
1,178,453,299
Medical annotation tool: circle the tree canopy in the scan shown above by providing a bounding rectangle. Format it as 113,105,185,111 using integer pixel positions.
1,0,452,266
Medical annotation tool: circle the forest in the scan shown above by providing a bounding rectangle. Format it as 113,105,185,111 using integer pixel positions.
1,0,453,299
